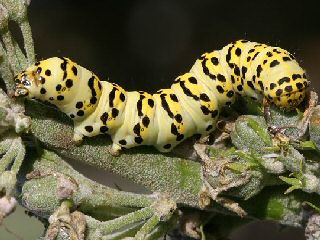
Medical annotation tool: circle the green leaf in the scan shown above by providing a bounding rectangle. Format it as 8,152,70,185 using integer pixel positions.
299,140,320,153
247,118,273,146
208,147,236,158
234,150,262,169
227,162,248,172
200,224,206,240
266,199,284,220
279,176,301,186
304,201,320,213
284,185,301,194
296,108,304,120
279,176,303,194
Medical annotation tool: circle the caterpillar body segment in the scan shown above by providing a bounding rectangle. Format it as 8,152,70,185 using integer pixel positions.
14,40,309,154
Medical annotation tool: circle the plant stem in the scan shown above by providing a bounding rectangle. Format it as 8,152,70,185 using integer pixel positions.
19,19,35,64
134,214,160,240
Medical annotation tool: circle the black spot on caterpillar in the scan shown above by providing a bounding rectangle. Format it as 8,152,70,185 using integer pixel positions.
14,40,309,154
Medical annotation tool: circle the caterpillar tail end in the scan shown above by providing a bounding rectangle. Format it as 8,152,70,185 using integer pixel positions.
110,143,122,157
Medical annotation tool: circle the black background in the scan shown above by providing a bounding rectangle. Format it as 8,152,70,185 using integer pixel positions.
27,0,320,93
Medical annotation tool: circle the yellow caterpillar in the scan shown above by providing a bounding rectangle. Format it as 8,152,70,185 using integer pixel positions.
14,40,309,154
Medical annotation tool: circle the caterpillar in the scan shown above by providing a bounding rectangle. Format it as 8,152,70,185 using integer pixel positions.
14,40,309,155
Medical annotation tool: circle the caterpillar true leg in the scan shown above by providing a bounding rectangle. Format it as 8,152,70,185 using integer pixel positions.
14,41,309,154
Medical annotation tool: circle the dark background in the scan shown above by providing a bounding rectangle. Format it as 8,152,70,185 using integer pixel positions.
28,0,320,93
6,0,319,239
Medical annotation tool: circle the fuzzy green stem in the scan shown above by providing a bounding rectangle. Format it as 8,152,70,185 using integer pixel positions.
0,42,15,93
80,191,154,210
134,214,160,240
1,31,20,74
19,19,35,64
0,142,16,171
0,139,11,155
13,41,28,70
95,207,154,235
11,141,25,174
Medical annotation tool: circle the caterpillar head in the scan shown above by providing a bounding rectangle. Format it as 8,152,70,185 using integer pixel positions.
14,67,43,98
15,57,103,119
14,57,79,104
